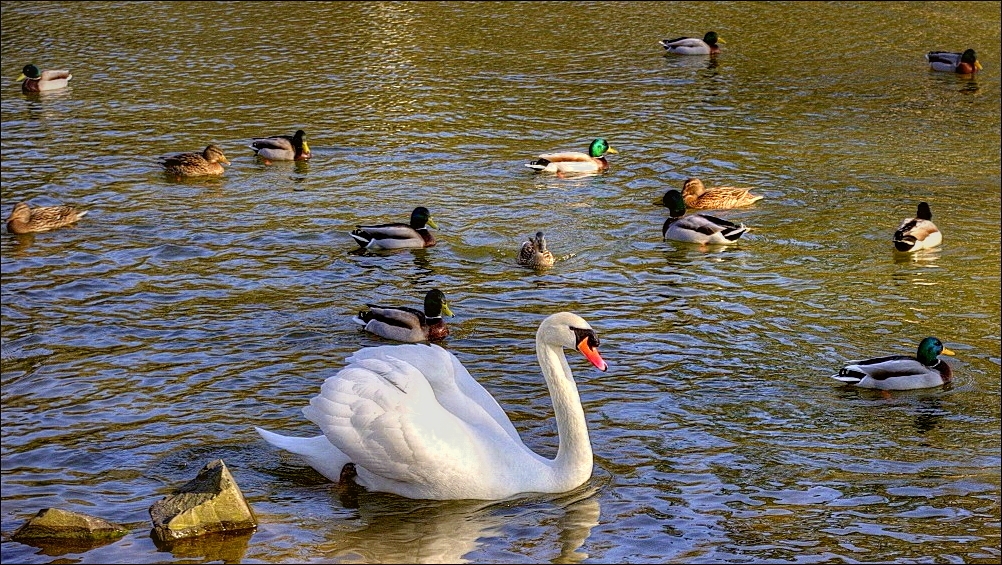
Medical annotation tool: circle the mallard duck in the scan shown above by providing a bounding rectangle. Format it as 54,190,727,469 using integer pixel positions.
250,129,311,162
255,311,607,500
16,64,72,93
525,138,618,175
678,178,763,210
893,202,942,253
160,144,231,177
352,289,454,343
661,189,748,245
831,337,955,390
349,206,438,250
6,202,87,234
926,49,983,74
517,231,556,269
659,31,725,55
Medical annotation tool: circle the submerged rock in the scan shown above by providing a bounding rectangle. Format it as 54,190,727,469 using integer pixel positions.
11,507,128,543
149,458,257,544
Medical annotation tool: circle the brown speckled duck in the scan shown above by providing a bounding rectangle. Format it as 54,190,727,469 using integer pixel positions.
6,202,87,234
161,144,231,177
517,231,556,270
678,178,763,210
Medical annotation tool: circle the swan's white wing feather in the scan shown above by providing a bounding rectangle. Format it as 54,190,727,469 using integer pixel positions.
303,348,524,497
348,344,521,441
305,362,453,480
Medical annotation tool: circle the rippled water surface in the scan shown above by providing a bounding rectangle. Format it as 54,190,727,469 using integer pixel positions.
2,2,1000,563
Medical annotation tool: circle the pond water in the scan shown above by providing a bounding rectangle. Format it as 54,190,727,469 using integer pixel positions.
2,2,1000,563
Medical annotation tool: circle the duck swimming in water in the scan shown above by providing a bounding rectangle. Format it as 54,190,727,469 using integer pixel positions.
831,337,955,390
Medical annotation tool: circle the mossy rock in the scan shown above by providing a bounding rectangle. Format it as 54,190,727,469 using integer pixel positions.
12,507,128,543
149,458,257,543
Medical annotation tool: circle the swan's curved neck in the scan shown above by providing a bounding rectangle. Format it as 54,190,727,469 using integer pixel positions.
537,335,593,487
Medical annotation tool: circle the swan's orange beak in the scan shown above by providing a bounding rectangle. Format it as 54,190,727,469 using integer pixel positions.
577,338,608,372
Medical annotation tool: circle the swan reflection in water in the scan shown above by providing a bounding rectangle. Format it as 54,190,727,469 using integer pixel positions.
320,478,603,563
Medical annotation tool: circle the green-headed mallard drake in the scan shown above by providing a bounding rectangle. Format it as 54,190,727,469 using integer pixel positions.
926,49,982,74
250,129,311,163
6,202,87,234
517,231,556,270
831,337,955,390
893,202,942,253
525,138,618,175
160,144,231,177
661,189,748,245
350,206,438,250
678,178,763,210
659,31,725,55
352,288,454,343
16,64,72,93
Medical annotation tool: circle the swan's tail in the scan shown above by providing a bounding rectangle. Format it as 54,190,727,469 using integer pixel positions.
255,426,350,483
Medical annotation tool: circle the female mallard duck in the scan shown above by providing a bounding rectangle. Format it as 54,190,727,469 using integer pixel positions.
350,206,438,250
678,178,763,210
893,202,942,253
831,337,955,390
661,189,748,245
250,129,311,162
160,144,231,177
16,64,72,93
352,289,454,343
659,31,725,55
926,49,982,74
517,231,556,269
6,202,87,234
525,138,618,175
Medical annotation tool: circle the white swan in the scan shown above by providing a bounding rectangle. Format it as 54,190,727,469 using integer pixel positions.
256,311,608,500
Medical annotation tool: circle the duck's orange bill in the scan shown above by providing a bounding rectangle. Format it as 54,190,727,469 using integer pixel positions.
578,338,608,372
942,347,956,356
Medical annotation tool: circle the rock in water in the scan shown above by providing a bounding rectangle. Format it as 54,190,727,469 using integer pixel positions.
11,507,127,543
149,458,257,543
